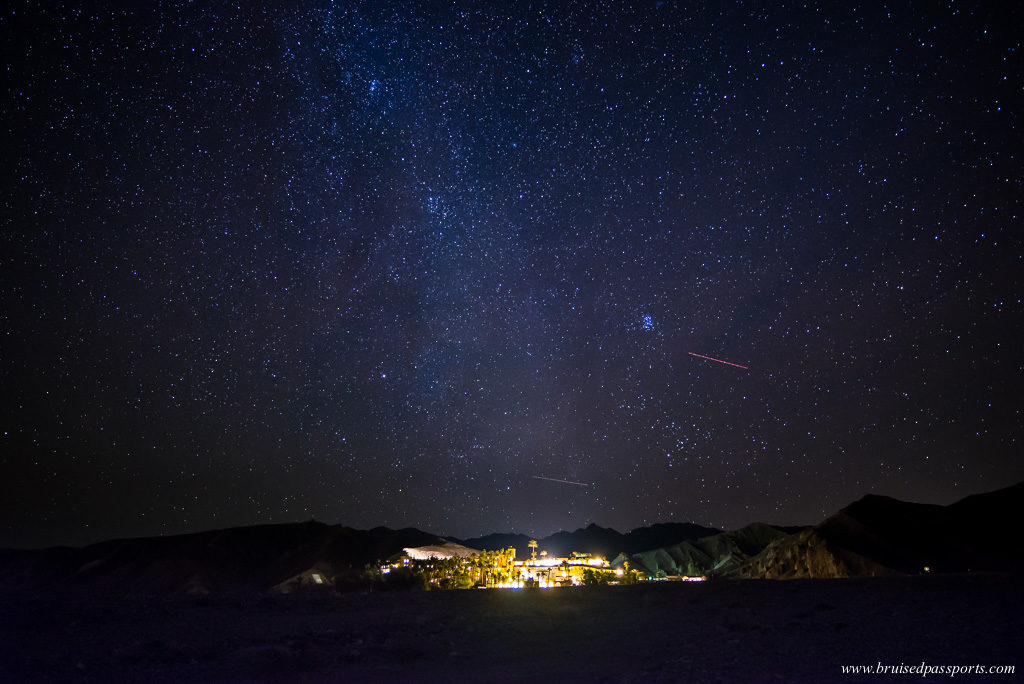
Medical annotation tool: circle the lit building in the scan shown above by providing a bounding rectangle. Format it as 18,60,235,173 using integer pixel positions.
506,543,613,587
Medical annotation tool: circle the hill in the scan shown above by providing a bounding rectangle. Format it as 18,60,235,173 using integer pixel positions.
621,523,799,578
738,481,1024,578
0,521,445,594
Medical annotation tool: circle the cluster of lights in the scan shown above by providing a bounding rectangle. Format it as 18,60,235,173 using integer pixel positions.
378,546,711,588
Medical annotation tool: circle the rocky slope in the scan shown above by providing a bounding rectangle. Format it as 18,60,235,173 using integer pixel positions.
621,523,798,577
737,481,1024,578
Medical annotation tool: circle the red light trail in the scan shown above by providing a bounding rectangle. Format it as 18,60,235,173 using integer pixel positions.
687,352,749,370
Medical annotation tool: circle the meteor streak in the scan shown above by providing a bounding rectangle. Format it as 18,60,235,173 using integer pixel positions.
688,352,749,370
531,475,591,487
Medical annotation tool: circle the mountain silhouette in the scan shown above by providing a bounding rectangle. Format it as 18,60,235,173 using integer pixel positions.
0,521,445,594
738,481,1024,578
2,482,1020,593
452,521,719,559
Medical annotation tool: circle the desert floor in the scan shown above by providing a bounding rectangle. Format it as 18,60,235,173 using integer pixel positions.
1,574,1020,683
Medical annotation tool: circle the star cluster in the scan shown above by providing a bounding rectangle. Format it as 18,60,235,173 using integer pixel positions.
2,1,1022,547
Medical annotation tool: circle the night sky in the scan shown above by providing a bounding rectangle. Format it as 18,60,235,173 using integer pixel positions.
2,1,1022,549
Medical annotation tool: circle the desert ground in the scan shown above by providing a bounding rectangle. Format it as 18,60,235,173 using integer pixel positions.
2,574,1020,683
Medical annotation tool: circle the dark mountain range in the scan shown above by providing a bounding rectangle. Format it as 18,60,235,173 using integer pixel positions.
0,521,444,594
0,521,720,595
1,482,1019,593
452,522,720,559
738,481,1024,578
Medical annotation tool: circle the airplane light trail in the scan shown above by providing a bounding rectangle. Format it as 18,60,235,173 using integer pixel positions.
531,475,591,487
687,352,749,370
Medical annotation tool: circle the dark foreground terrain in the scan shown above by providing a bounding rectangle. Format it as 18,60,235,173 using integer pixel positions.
2,575,1020,683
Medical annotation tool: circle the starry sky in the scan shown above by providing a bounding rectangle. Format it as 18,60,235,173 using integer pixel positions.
2,1,1022,549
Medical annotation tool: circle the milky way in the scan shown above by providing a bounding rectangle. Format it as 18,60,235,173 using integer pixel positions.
2,1,1021,547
